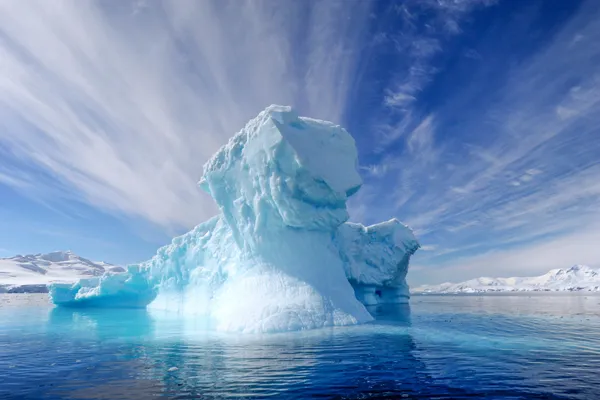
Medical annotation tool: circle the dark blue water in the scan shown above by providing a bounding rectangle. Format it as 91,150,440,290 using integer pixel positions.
1,294,599,399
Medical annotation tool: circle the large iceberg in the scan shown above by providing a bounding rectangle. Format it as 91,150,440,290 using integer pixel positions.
50,105,419,333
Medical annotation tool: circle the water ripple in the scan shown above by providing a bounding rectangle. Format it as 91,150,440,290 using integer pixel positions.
1,293,600,399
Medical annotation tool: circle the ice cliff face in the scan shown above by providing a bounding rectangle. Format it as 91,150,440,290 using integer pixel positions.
50,105,419,333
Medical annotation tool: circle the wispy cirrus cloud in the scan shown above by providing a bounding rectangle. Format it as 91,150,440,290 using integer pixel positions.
349,0,498,227
360,0,600,284
0,0,372,231
376,0,496,146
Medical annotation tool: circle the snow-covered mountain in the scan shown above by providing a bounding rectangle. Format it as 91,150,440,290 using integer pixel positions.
413,265,600,293
0,251,124,293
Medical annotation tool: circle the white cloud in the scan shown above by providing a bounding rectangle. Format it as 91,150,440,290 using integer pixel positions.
384,92,416,108
555,106,579,120
407,114,435,155
0,0,372,231
382,0,495,117
361,164,389,178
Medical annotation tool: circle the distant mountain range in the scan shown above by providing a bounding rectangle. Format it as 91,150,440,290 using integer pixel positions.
0,251,124,293
413,265,600,293
3,253,598,296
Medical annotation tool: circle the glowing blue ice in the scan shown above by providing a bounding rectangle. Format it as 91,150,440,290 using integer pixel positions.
50,105,419,333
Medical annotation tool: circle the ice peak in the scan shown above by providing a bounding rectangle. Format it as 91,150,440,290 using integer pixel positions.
39,250,78,262
5,250,74,262
200,104,363,232
2,250,113,270
567,264,591,272
264,104,298,125
549,265,594,277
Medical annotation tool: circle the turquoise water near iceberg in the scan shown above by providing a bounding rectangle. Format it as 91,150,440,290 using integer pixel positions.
1,293,600,399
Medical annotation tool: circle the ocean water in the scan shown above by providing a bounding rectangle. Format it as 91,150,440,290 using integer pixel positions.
1,294,599,399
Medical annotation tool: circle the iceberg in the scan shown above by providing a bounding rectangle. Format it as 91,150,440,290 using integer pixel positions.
50,105,419,333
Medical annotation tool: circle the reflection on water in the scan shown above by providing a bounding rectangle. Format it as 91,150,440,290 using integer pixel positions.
48,308,155,339
1,294,600,399
365,302,412,324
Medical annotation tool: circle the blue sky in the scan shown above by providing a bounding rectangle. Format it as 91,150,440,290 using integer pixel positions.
1,0,599,285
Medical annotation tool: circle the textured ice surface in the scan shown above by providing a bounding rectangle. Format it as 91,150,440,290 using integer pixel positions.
50,105,419,333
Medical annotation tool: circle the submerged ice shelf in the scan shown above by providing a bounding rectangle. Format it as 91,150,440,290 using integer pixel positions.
50,105,419,333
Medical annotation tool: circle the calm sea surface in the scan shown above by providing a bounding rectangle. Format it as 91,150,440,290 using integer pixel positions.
1,293,599,399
